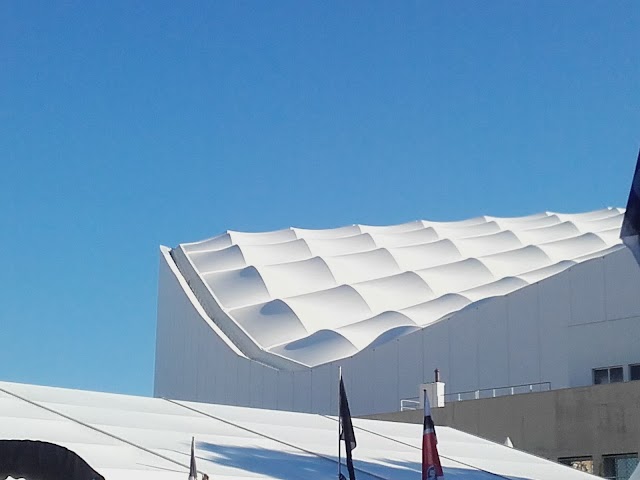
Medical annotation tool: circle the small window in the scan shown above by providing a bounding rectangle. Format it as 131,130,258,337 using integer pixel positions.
630,364,640,381
558,456,593,473
593,366,624,385
594,368,609,385
602,453,638,480
610,367,624,383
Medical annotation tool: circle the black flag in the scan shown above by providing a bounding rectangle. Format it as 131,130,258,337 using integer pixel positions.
189,436,197,480
339,375,357,480
621,148,640,238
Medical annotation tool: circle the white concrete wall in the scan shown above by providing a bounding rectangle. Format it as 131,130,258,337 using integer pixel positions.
154,246,640,416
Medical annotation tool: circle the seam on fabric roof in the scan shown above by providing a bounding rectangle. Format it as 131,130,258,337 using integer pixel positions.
297,224,367,240
502,228,524,247
359,221,426,235
309,255,338,289
477,244,549,261
0,385,197,475
351,271,435,297
277,284,344,306
325,248,402,274
538,231,600,247
400,293,473,327
230,298,311,349
452,237,524,260
296,237,316,259
193,244,248,275
378,246,401,271
382,225,440,238
283,284,374,327
293,225,362,240
449,223,502,240
165,398,395,480
268,329,359,357
387,238,459,259
243,245,315,269
459,277,531,302
258,260,338,301
250,266,274,304
336,313,419,351
181,233,233,253
421,216,489,227
478,246,552,275
350,281,436,317
519,219,578,235
305,232,378,258
394,291,459,317
595,227,624,236
420,256,495,279
339,311,419,330
581,210,624,222
558,208,622,221
366,232,379,251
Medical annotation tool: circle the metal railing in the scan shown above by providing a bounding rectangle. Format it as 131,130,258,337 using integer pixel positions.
444,382,551,403
399,381,551,411
400,398,421,411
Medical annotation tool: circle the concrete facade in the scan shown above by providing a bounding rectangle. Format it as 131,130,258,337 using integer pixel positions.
363,381,640,477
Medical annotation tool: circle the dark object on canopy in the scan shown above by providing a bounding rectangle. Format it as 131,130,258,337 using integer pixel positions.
621,148,640,238
0,440,105,480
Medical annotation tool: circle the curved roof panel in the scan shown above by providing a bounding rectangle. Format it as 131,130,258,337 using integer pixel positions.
173,208,624,368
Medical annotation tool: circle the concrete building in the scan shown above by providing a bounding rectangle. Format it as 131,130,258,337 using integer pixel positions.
154,207,640,417
363,380,640,479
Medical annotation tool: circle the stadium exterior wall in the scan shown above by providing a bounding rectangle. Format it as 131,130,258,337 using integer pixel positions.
154,245,640,416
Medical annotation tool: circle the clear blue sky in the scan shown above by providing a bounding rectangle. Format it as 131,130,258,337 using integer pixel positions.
1,1,638,396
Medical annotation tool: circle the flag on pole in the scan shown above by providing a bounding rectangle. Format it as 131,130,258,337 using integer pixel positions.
339,374,357,480
422,391,444,480
189,436,197,480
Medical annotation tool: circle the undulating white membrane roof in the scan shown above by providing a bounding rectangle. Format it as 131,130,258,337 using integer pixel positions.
0,381,597,480
171,208,625,368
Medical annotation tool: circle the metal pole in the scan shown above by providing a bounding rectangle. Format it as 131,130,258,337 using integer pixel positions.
338,365,342,480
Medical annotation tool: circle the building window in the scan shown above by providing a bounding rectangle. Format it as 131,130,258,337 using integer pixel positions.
593,366,624,385
558,456,593,473
630,364,640,381
602,453,639,480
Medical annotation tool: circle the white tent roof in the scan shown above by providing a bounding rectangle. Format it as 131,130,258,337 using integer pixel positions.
171,208,625,367
0,380,598,480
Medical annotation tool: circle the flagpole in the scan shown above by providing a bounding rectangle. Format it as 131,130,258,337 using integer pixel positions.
338,365,342,480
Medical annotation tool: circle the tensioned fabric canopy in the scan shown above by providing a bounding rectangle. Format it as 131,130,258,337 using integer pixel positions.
0,380,596,480
171,208,624,368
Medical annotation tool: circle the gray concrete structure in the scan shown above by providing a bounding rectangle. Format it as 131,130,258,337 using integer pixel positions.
363,381,640,477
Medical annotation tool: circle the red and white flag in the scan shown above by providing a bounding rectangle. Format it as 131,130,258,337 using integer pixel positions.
422,391,444,480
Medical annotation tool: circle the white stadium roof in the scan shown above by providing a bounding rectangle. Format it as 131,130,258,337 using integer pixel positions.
0,380,598,480
170,208,625,368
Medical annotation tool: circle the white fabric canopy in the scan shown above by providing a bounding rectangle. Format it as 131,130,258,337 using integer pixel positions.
174,208,625,367
0,380,597,480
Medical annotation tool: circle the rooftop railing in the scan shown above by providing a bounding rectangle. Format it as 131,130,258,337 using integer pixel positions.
399,381,551,411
